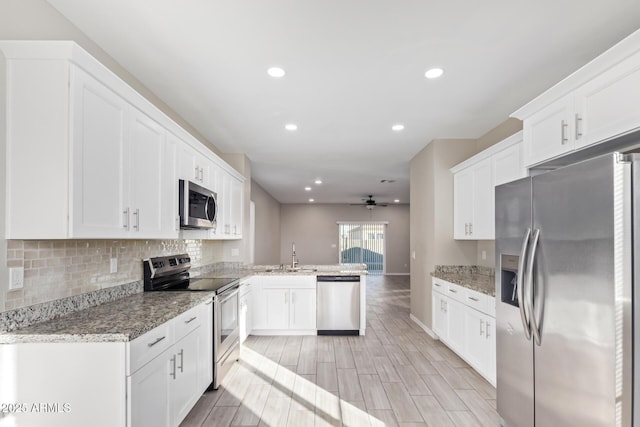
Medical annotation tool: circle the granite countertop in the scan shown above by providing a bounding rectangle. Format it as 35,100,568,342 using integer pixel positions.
0,291,215,344
210,264,368,278
431,265,495,296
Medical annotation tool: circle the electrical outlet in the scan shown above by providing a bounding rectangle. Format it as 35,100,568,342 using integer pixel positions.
481,250,487,260
9,267,24,290
110,257,118,273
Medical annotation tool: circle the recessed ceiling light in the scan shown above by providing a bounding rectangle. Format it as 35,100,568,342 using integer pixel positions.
267,67,285,78
304,187,312,191
394,199,400,203
309,198,315,202
285,123,298,131
314,179,323,185
392,124,405,132
425,68,444,79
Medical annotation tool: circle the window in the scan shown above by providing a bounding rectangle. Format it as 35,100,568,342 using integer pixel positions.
338,222,386,274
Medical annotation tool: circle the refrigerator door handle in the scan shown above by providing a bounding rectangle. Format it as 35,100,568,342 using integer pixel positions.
517,228,532,340
526,228,542,346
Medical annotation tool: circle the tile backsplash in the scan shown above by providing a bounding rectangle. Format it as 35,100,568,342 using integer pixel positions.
4,239,221,312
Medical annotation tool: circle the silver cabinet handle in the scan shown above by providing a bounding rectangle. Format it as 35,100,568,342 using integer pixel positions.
185,316,197,324
575,114,582,139
480,319,484,336
178,349,184,373
133,208,140,230
123,208,130,230
527,229,542,346
486,322,491,339
434,282,441,287
443,301,447,313
194,165,199,180
148,336,166,347
199,167,204,181
517,228,532,340
561,120,568,144
448,288,457,293
170,355,176,379
464,223,468,235
175,216,180,231
468,296,479,302
469,223,473,235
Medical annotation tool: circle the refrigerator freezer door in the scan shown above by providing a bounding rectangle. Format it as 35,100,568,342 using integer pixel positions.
531,154,631,427
496,177,534,427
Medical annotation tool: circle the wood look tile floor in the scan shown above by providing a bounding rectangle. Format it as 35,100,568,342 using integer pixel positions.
181,275,499,427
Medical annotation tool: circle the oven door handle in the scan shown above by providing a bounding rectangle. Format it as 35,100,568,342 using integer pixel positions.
217,286,239,303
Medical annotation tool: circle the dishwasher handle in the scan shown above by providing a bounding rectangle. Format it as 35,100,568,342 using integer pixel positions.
317,275,361,282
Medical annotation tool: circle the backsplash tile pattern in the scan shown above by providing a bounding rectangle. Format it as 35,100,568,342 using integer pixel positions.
4,239,219,312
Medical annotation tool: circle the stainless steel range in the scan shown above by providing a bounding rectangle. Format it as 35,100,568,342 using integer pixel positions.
143,254,240,391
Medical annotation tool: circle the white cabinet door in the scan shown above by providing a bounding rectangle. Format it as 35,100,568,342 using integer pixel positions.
523,95,574,166
198,300,213,391
178,141,199,182
71,66,129,238
239,287,252,343
230,176,244,238
453,168,473,239
263,288,290,330
447,298,466,354
128,108,167,237
432,291,448,340
575,53,640,148
128,348,171,427
493,140,525,187
290,288,316,330
172,328,201,426
470,157,493,239
464,307,491,376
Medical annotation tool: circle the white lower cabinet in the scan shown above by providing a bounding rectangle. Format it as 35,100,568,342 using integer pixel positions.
128,347,172,427
252,276,317,334
239,280,253,344
0,299,213,427
432,278,496,385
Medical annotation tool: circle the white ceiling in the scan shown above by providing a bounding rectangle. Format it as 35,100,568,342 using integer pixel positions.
47,0,640,204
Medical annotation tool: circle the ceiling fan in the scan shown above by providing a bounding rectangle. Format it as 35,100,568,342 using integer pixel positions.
350,195,388,209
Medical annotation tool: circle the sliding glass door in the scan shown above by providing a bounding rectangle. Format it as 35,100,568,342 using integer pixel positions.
338,222,385,274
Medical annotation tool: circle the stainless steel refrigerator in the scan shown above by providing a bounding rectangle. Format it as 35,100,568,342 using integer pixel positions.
495,152,635,427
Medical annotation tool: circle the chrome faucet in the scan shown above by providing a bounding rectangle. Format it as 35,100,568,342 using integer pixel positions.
291,241,299,269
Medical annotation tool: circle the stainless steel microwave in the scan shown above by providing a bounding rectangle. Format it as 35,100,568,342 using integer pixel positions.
179,179,217,230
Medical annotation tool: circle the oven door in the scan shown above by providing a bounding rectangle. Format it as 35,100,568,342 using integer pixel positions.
215,285,240,358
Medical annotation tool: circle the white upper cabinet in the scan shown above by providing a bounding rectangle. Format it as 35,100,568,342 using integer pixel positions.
1,41,244,240
71,65,129,238
452,131,523,240
523,94,574,166
513,29,640,167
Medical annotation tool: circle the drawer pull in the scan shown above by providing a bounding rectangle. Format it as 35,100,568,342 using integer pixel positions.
468,296,479,301
449,289,457,293
185,316,197,324
434,283,441,287
178,349,184,373
170,355,176,379
148,336,166,347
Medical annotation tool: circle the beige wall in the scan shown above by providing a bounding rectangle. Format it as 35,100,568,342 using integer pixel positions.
409,139,478,328
280,204,410,274
251,181,282,264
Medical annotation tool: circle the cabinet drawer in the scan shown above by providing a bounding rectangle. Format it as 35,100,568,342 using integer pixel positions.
260,275,316,289
445,282,466,303
432,278,447,294
487,296,496,317
464,288,489,313
129,321,174,375
174,304,204,340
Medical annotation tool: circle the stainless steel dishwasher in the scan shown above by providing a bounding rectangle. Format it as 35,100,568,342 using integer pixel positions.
316,275,360,335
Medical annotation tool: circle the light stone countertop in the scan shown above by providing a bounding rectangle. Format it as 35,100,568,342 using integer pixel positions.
431,265,495,297
0,291,215,344
0,264,367,344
